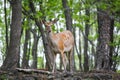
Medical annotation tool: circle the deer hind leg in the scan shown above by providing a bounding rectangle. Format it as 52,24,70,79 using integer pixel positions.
64,53,68,71
52,53,57,73
61,51,68,72
69,49,74,73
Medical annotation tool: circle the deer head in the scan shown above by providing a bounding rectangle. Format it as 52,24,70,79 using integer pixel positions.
42,19,59,33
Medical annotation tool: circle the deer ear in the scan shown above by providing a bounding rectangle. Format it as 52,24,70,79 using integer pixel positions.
52,18,59,23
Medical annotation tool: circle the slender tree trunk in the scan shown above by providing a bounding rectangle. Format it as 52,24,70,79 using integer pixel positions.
75,27,82,71
109,18,114,69
62,0,73,32
22,28,30,68
1,0,22,71
4,0,9,52
112,45,119,71
91,45,95,69
83,8,90,72
78,28,83,71
31,29,39,69
78,10,83,71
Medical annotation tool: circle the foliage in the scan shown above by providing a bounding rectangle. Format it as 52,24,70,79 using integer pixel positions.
37,57,44,68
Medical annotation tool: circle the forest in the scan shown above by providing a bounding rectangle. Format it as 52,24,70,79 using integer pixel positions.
0,0,120,80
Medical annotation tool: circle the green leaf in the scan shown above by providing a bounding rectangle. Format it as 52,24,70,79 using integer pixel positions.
37,57,44,68
88,34,98,41
74,23,84,31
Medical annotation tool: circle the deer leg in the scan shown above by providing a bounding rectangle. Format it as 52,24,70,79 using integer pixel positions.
52,53,57,73
61,52,68,72
70,49,74,73
67,52,70,71
64,53,68,70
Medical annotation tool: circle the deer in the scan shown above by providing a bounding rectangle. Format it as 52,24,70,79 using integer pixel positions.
42,19,74,73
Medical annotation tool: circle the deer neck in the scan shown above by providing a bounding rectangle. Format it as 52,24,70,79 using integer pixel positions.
48,31,57,43
48,31,55,39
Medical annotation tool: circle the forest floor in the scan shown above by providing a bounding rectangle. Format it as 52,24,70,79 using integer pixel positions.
0,68,120,80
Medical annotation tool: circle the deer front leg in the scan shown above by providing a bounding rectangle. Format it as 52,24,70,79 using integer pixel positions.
52,53,57,73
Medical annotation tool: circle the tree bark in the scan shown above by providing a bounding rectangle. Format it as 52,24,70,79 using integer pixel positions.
1,0,22,71
31,29,39,69
62,0,73,32
78,28,83,71
62,0,75,71
22,28,30,68
4,0,9,52
96,8,114,70
83,8,90,72
109,18,114,69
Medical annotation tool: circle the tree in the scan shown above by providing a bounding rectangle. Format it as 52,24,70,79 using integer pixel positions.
22,27,30,68
62,0,73,32
28,0,54,70
31,28,40,69
4,0,9,52
83,7,90,72
62,0,75,71
1,0,22,71
96,2,114,70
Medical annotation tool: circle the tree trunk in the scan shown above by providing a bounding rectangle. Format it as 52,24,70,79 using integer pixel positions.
109,18,114,69
83,8,90,72
78,28,83,71
96,8,114,70
62,0,73,32
31,29,39,69
29,0,53,70
62,0,75,72
22,28,30,68
1,0,22,71
4,0,9,52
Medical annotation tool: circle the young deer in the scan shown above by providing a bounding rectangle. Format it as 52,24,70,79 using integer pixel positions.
42,19,74,73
